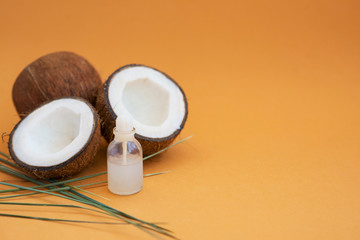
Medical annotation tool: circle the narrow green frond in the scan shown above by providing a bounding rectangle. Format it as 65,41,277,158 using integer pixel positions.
0,169,106,194
65,184,110,201
77,181,107,188
144,171,170,177
0,157,18,169
0,165,40,183
0,151,11,160
0,213,127,224
0,201,121,220
143,136,192,160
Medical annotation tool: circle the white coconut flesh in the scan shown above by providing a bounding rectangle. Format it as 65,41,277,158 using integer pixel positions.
11,98,94,167
108,66,186,139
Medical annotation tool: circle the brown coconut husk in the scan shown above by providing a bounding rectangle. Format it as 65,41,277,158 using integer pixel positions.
95,64,188,157
8,97,101,179
12,51,102,118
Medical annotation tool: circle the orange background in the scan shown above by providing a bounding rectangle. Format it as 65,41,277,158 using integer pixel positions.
1,0,360,239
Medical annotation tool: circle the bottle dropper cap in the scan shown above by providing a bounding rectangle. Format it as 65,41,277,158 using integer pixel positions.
115,108,134,135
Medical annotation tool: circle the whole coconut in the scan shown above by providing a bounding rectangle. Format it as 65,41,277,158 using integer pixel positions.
12,51,102,117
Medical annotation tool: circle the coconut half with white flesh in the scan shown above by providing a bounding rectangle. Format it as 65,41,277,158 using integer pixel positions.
96,64,188,156
8,97,101,179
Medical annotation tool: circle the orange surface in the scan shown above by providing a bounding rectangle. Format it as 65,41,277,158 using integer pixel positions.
1,0,360,239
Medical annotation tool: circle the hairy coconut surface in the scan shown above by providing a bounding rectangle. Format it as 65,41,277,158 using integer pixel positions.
96,64,188,156
8,97,100,179
12,51,102,118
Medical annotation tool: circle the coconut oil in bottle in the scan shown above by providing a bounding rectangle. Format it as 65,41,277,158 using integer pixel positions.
107,110,143,195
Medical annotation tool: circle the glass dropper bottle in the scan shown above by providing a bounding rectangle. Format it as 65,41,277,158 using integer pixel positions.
107,110,143,195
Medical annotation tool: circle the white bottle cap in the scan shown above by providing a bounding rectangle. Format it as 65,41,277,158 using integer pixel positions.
116,108,134,132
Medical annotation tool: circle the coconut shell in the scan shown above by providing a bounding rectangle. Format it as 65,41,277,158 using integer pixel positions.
8,97,101,179
12,51,102,118
95,64,188,157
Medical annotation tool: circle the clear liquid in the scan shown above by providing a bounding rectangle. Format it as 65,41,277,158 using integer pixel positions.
107,157,143,195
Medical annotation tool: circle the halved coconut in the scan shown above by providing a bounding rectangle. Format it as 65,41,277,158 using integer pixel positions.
8,97,100,179
96,64,188,156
